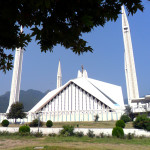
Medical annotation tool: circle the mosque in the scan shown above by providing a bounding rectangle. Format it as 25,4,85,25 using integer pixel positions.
28,61,125,122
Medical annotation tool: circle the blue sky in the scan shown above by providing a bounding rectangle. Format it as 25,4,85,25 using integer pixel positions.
0,3,150,103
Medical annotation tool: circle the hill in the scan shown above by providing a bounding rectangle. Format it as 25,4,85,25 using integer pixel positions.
0,89,127,113
0,89,50,113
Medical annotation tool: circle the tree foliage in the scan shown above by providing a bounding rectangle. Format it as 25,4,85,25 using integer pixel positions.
116,120,125,128
120,114,131,123
112,127,124,138
133,114,150,131
7,102,27,123
60,125,75,136
1,119,9,127
124,105,136,121
29,119,43,127
19,125,30,133
46,120,53,127
0,0,146,73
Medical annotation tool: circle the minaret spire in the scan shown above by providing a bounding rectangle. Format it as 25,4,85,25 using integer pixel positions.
122,6,139,106
6,26,24,113
57,60,62,88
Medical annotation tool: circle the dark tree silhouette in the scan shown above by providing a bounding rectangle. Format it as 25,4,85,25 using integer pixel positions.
0,0,146,73
124,105,135,121
7,102,27,124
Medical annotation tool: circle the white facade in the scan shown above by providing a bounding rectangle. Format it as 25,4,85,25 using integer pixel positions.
29,72,124,122
122,6,139,106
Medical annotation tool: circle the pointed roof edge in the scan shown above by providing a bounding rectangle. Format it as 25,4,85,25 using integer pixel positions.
29,77,123,113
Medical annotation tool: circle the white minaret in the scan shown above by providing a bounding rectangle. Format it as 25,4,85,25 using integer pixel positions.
6,26,24,113
57,60,62,88
122,6,139,106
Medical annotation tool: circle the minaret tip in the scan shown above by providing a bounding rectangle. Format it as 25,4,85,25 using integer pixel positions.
57,60,62,88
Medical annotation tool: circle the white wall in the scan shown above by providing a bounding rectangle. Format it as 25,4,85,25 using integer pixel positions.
0,127,150,137
0,110,124,123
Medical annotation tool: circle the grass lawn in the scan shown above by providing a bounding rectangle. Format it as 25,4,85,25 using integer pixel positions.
53,121,133,128
0,121,134,128
0,135,150,150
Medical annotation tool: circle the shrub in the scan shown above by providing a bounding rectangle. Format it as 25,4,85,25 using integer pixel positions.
112,127,124,138
49,133,57,137
19,125,30,133
116,120,125,128
133,114,150,131
29,119,43,127
60,125,74,136
75,131,84,137
100,132,105,138
0,131,10,136
145,123,150,131
96,135,100,138
31,131,43,137
120,115,131,123
94,114,99,122
1,119,9,127
46,120,53,127
87,130,95,138
126,133,134,139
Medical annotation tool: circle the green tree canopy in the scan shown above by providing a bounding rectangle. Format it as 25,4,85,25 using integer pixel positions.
7,102,27,123
0,0,146,73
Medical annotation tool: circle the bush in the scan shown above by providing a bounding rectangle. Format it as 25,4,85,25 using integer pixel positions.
133,114,150,131
31,131,43,137
75,131,84,137
87,130,95,138
120,115,131,123
49,133,57,137
100,132,105,138
145,123,150,131
0,131,11,136
60,125,74,136
19,125,30,133
1,119,9,127
126,133,134,139
94,114,99,122
29,119,43,127
46,120,53,127
18,132,31,136
116,120,125,128
112,127,124,138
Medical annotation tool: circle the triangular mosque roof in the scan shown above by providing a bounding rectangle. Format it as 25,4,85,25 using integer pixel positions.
29,77,124,112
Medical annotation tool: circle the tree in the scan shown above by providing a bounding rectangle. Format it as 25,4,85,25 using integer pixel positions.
124,105,135,121
94,114,99,122
7,102,27,123
0,0,146,73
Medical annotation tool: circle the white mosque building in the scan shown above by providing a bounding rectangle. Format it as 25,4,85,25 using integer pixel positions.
28,61,125,122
